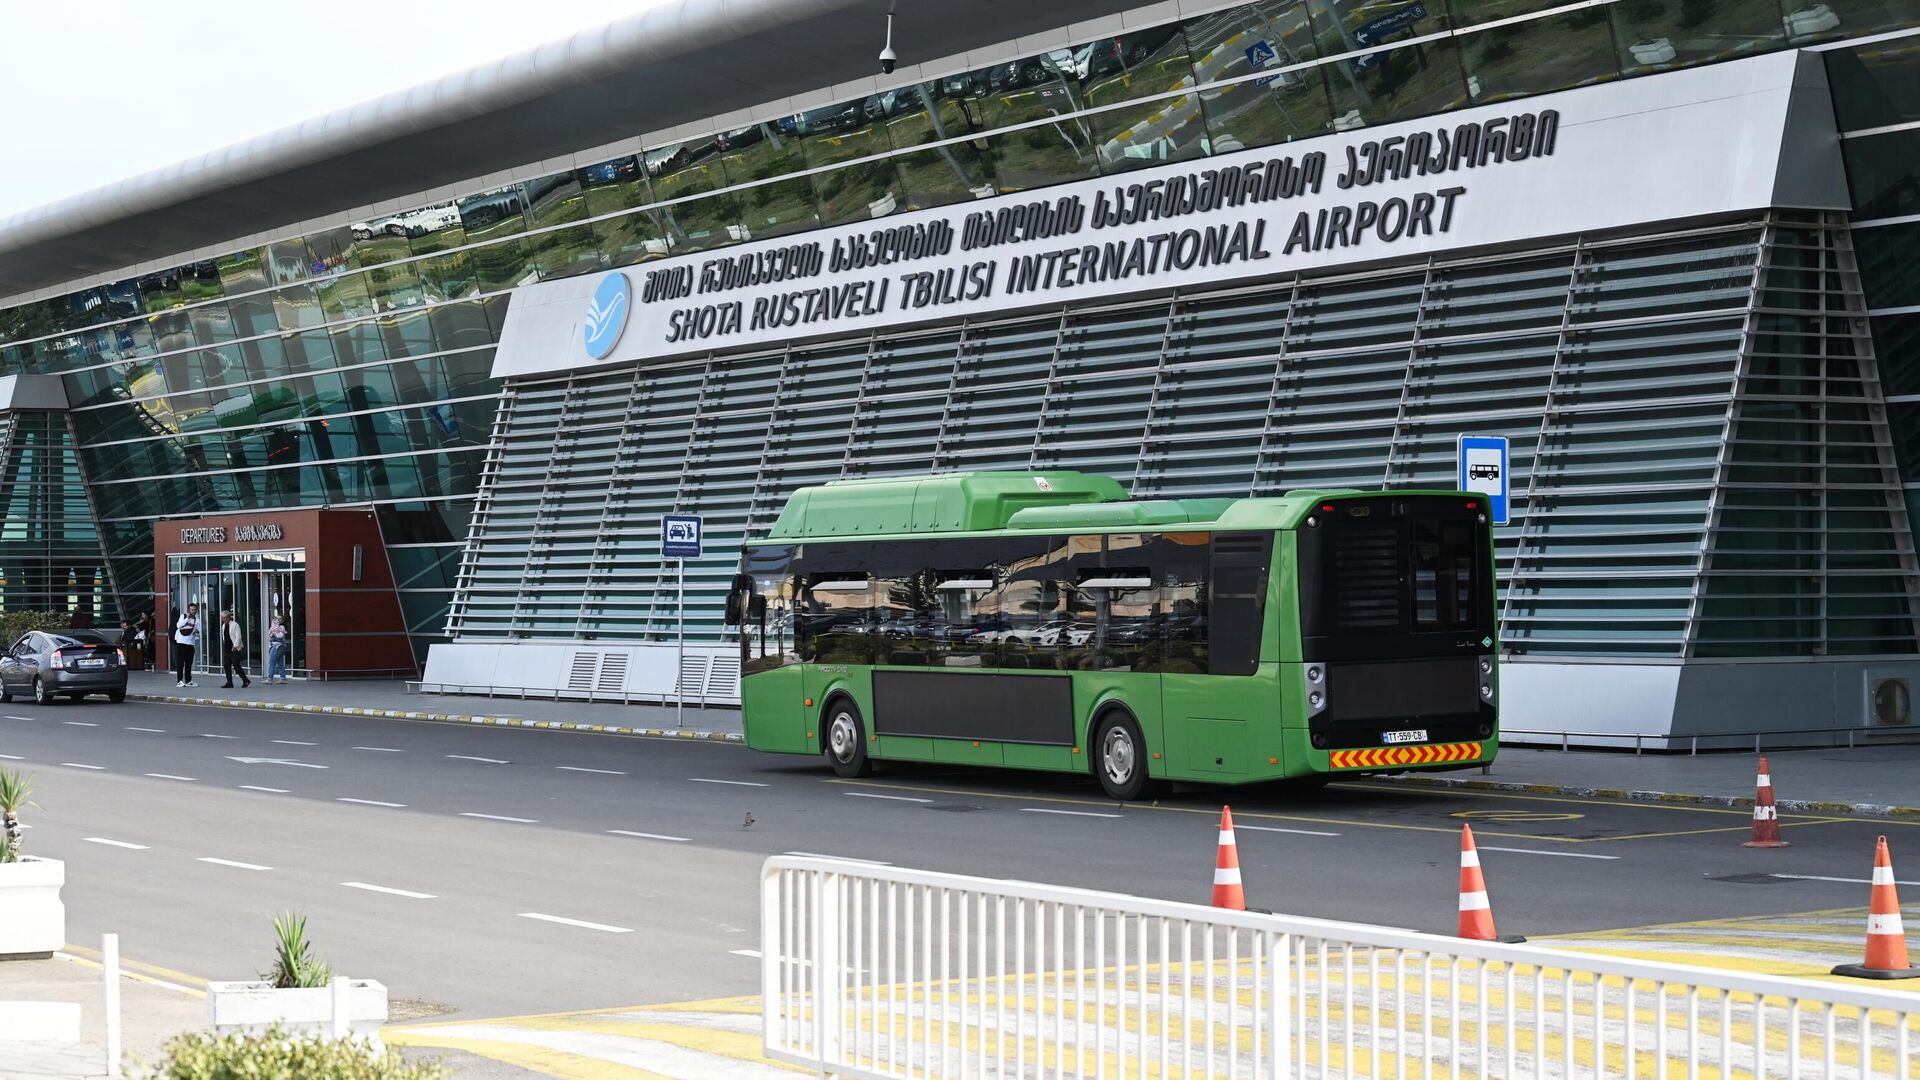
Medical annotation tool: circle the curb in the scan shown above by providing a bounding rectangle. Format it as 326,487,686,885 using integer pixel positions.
1374,772,1920,820
126,692,745,744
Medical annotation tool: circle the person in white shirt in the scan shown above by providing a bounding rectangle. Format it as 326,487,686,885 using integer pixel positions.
173,603,200,686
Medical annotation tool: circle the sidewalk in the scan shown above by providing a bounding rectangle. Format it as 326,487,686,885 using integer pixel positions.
124,671,1918,817
0,952,205,1078
124,670,743,742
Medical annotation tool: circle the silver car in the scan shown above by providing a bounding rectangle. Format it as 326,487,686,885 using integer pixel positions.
0,630,128,704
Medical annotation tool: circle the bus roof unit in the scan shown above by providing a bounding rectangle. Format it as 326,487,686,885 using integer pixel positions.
763,471,1128,539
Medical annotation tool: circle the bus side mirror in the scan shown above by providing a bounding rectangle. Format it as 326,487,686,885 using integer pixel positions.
749,594,767,621
725,592,744,625
724,573,754,625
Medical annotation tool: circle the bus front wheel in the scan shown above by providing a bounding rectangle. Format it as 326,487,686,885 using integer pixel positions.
824,699,873,779
1092,711,1154,801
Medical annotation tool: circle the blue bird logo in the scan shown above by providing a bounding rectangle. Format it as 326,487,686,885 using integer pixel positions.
583,272,632,359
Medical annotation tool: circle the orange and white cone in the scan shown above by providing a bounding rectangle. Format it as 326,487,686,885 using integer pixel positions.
1211,806,1246,911
1458,824,1523,942
1832,835,1920,980
1741,755,1790,849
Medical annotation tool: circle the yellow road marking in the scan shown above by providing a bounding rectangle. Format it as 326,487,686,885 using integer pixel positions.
381,1032,672,1080
62,943,209,994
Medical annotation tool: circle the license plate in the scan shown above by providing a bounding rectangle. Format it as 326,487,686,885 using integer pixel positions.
78,658,106,669
1382,729,1428,745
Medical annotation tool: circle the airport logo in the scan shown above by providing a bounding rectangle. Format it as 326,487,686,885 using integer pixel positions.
582,272,632,360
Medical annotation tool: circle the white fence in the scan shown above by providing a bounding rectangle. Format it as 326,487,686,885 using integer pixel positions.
760,857,1919,1079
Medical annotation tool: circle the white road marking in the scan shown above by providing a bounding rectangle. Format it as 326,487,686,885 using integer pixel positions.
517,912,633,934
144,773,197,782
199,734,238,739
1773,872,1920,886
0,754,20,760
127,727,166,733
61,762,106,770
341,881,435,899
558,766,626,775
730,949,764,959
447,755,510,764
4,715,33,721
353,746,403,753
460,812,538,823
843,792,933,804
690,778,768,787
783,852,891,865
84,837,148,850
1479,846,1622,860
1238,824,1341,837
336,798,406,808
1019,807,1121,819
62,721,97,727
607,830,690,842
239,785,289,793
199,857,272,871
272,739,316,746
226,756,328,769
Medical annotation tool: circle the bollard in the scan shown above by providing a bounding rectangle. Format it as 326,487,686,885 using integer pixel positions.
102,933,122,1078
329,975,350,1038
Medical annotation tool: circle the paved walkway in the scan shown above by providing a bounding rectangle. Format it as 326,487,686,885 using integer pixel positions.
125,670,744,741
124,672,1918,816
0,950,206,1079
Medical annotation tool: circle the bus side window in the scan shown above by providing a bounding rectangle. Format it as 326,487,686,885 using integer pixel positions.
1210,532,1270,676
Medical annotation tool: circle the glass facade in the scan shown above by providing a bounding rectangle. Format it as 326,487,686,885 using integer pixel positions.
0,411,112,622
3,0,1920,669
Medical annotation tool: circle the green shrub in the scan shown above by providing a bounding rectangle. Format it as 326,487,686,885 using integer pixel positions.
0,768,36,863
152,1028,445,1079
0,611,76,647
266,913,331,989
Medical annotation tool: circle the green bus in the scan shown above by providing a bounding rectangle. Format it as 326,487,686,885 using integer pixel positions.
724,471,1498,800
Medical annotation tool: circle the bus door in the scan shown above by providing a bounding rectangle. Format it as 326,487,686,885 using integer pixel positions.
1160,532,1273,778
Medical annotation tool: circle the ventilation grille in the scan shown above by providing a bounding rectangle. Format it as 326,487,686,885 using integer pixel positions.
1872,677,1912,727
1332,528,1401,630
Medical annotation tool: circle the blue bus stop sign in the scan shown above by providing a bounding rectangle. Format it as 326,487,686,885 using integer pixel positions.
662,515,703,559
1457,435,1510,525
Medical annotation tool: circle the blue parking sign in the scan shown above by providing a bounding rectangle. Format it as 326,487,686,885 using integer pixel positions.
1457,435,1510,525
662,515,703,559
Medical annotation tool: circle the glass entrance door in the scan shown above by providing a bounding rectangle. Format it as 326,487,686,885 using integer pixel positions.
167,552,306,679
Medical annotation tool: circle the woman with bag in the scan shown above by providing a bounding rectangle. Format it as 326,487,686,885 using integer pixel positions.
266,614,290,683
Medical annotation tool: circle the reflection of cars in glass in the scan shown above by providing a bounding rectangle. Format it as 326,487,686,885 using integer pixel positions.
1036,621,1095,647
0,631,128,704
1628,37,1677,65
1783,4,1841,36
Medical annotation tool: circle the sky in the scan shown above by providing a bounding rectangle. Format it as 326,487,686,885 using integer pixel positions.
0,1,666,220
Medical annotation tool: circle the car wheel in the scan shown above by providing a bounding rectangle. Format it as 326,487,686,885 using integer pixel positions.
824,698,873,779
32,677,55,705
1092,709,1152,801
107,690,126,704
0,679,10,703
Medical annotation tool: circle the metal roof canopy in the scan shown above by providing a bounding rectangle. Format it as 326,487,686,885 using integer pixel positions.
0,0,1151,301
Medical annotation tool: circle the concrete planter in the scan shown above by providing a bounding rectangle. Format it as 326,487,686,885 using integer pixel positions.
206,979,388,1043
0,856,66,960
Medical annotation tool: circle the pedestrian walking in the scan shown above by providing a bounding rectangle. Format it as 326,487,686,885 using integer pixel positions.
220,609,251,689
266,614,289,683
134,613,153,670
173,603,201,686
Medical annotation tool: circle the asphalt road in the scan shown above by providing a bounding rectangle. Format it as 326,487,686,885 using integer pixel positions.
3,699,1912,1019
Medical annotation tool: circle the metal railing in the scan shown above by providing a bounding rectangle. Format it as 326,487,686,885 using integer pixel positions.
1500,724,1920,755
761,856,1918,1079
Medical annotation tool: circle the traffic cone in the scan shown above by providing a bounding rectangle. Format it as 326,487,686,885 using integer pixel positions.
1458,824,1524,943
1211,806,1245,911
1832,835,1920,980
1740,756,1790,849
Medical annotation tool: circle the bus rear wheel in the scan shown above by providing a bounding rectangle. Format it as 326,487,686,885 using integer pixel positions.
1093,711,1154,801
824,699,873,779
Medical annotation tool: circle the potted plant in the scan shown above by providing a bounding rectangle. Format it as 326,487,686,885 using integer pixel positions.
0,769,64,961
206,914,389,1042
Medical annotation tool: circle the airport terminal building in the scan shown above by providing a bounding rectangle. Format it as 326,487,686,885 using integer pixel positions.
4,0,1920,741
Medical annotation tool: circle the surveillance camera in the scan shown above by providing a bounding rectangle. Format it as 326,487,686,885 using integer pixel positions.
879,12,897,74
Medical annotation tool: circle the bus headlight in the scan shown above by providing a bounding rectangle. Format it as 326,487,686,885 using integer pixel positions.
1480,684,1494,699
1307,666,1322,683
1479,658,1492,674
1309,691,1324,708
